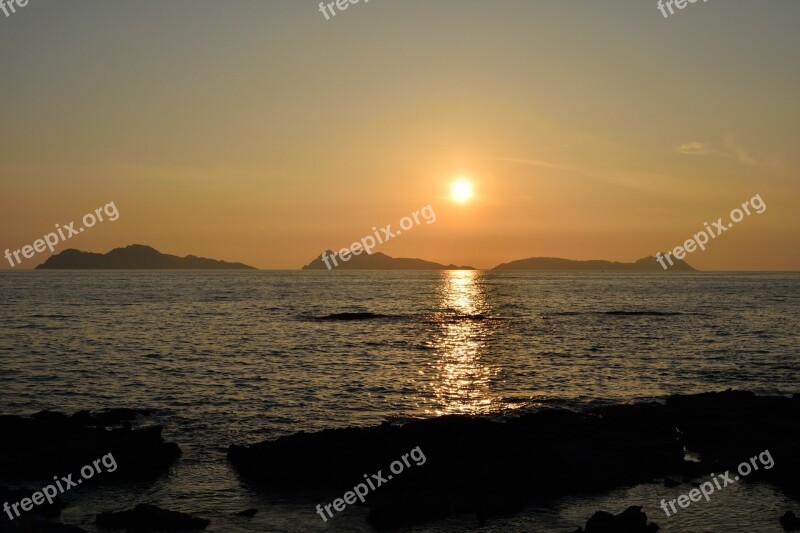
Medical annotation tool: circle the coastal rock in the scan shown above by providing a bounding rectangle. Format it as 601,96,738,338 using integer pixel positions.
315,312,390,321
662,390,800,493
96,504,209,531
0,518,87,533
0,486,82,532
0,485,65,518
0,411,181,482
781,511,800,530
229,391,800,529
577,505,659,532
69,408,154,427
229,409,683,528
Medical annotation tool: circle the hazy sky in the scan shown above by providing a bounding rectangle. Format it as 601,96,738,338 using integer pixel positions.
1,0,798,270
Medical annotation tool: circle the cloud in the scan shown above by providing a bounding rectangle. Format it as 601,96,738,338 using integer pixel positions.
677,135,758,166
723,134,758,166
678,142,712,156
488,156,681,192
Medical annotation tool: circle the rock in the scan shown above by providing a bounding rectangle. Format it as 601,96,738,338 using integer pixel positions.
0,516,86,533
0,411,181,482
663,390,800,493
315,312,389,321
70,408,154,427
228,390,800,529
582,506,659,533
96,504,209,531
0,485,66,518
229,409,683,529
781,511,800,530
234,508,258,517
0,485,80,533
663,478,680,487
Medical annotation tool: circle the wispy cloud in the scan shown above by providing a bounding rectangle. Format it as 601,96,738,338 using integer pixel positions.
488,156,682,192
678,135,758,166
677,142,712,156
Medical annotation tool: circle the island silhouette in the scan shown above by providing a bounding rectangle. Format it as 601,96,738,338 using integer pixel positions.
36,245,255,270
493,256,695,272
302,251,475,271
36,246,697,271
303,251,695,271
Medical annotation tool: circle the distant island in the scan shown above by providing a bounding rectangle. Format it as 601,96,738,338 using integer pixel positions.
302,251,475,270
492,256,695,271
36,245,256,270
33,247,695,271
302,252,694,271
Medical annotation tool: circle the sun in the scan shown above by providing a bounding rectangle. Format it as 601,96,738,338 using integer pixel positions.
451,178,474,203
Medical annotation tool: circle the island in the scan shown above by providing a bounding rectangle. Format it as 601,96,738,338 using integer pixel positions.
492,256,695,271
302,252,695,271
35,245,256,270
302,251,475,270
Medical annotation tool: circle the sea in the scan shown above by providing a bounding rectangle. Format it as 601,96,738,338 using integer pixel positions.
1,271,798,532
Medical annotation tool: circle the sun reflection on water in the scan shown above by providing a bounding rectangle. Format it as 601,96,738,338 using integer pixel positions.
428,270,498,415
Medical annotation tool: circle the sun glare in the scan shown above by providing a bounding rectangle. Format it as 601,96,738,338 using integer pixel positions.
451,179,474,204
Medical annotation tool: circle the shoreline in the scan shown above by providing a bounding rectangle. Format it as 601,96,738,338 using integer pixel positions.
2,390,799,531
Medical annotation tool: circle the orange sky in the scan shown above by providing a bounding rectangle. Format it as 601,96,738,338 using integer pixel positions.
1,1,798,270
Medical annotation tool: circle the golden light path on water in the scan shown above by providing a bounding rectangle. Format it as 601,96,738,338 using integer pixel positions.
428,270,498,415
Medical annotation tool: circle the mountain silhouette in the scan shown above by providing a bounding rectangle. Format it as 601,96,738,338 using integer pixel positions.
302,251,474,270
36,245,255,270
492,256,695,271
303,252,694,271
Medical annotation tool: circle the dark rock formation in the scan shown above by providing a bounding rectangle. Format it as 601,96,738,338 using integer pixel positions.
228,390,799,529
229,409,683,529
660,390,800,494
781,511,800,530
0,517,86,533
0,486,83,532
96,504,209,531
68,408,153,427
234,508,258,517
0,485,65,518
315,312,391,321
0,410,181,482
36,245,255,270
576,505,659,532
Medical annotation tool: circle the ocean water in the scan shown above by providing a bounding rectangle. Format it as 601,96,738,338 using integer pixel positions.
0,271,798,532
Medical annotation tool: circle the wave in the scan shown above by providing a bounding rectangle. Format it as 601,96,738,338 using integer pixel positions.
546,310,691,317
308,312,512,324
313,312,393,321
